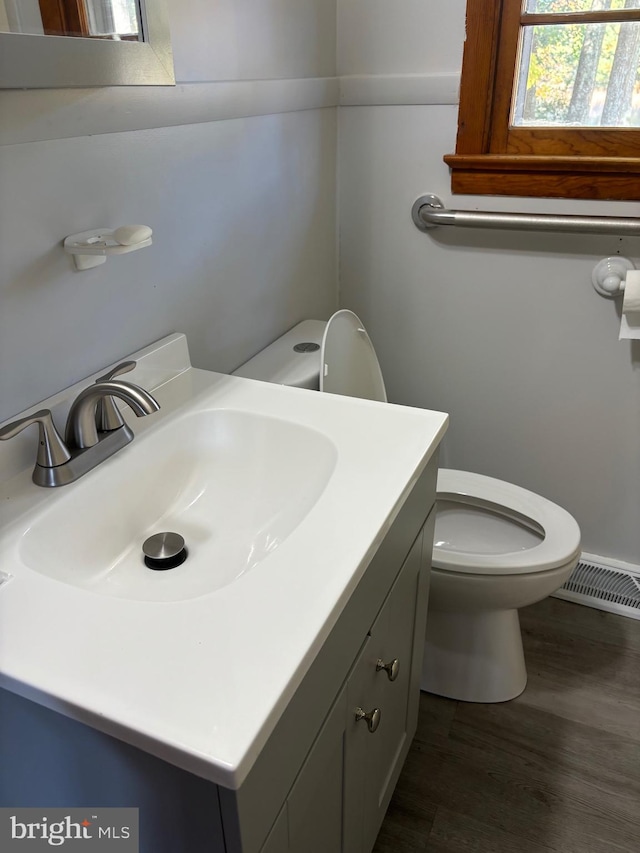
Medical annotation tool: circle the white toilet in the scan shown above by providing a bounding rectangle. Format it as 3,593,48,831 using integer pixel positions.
234,311,581,703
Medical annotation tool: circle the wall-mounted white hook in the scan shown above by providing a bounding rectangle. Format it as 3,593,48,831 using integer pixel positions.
591,256,635,298
64,225,153,271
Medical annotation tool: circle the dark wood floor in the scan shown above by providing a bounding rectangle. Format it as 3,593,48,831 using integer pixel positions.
375,597,640,853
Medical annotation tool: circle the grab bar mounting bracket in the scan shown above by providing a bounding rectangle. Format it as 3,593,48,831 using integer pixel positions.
411,195,444,232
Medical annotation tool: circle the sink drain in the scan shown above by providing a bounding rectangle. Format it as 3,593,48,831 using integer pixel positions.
142,532,188,570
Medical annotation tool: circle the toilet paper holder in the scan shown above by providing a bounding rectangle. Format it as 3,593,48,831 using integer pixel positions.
591,256,635,298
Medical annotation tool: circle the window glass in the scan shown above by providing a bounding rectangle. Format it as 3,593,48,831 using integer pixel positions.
512,21,640,126
86,0,141,38
524,0,629,12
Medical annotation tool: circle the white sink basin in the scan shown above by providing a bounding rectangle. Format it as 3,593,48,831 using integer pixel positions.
20,409,337,601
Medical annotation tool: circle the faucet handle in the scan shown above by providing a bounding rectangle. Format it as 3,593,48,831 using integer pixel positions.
95,361,137,431
96,360,136,383
0,409,71,468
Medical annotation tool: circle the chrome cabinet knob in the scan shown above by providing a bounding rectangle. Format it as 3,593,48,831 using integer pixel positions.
355,707,381,733
376,658,400,682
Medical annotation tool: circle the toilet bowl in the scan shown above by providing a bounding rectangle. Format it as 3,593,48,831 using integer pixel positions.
234,311,581,703
427,468,579,702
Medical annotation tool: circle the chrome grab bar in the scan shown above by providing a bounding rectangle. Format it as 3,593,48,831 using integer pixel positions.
411,194,640,236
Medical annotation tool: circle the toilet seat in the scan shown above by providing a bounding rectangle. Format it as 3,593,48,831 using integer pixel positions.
320,310,387,402
433,469,581,576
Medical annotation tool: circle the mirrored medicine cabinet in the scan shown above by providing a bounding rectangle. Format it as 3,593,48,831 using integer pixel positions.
0,0,174,88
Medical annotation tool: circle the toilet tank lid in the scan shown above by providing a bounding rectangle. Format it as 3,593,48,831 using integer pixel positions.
232,320,326,387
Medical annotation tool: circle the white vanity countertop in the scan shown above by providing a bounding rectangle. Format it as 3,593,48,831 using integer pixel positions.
0,334,448,790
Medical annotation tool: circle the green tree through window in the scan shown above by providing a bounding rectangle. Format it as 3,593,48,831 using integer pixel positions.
514,0,640,126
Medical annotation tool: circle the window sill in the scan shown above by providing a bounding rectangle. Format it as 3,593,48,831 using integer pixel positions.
444,155,640,200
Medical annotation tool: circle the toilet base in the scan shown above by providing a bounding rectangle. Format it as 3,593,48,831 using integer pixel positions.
421,609,527,703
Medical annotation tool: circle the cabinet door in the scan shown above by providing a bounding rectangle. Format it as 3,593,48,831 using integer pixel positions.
344,528,429,853
285,681,348,853
260,806,288,853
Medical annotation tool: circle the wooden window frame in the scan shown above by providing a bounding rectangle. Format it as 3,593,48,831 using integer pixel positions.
39,0,90,36
445,0,640,200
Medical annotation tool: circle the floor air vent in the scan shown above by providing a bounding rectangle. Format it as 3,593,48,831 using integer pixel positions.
553,555,640,621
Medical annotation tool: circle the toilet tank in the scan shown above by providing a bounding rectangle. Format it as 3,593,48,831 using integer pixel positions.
232,320,326,389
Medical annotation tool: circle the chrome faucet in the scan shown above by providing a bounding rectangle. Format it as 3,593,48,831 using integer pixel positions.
65,379,159,449
0,361,160,487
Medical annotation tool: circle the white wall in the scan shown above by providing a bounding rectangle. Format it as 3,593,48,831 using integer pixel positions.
170,0,336,82
338,1,640,564
338,0,463,75
0,0,338,422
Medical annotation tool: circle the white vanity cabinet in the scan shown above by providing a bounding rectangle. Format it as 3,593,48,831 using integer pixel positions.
0,456,438,853
0,334,449,853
